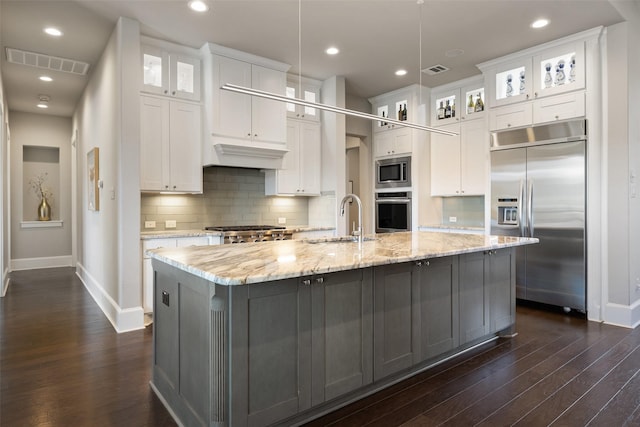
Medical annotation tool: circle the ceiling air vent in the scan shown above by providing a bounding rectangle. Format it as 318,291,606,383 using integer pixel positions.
422,64,450,76
5,47,90,76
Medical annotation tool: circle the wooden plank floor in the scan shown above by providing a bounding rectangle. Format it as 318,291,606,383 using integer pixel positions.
2,268,640,426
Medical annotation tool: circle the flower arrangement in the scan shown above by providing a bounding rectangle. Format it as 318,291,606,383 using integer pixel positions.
28,172,53,200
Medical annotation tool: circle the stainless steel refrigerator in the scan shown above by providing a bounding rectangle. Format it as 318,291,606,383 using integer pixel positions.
490,119,586,312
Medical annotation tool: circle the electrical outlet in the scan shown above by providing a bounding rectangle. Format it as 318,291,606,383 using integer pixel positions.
165,220,177,229
449,216,457,223
144,221,156,229
278,217,286,224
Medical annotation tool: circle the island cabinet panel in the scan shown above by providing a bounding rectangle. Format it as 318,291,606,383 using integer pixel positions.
373,263,420,380
487,248,516,333
416,256,460,361
230,279,312,427
459,251,490,344
310,269,373,405
152,261,216,427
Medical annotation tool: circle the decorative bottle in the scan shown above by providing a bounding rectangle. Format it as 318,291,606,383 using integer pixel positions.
402,104,407,121
467,94,475,114
451,100,455,118
555,59,566,86
569,55,576,83
474,93,484,112
437,101,445,120
506,74,513,97
544,63,553,88
519,70,526,94
398,104,403,120
444,100,451,119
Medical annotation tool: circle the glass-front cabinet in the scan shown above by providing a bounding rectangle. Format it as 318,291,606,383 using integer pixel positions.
486,57,533,108
141,43,201,101
532,41,585,99
285,76,321,121
431,78,485,126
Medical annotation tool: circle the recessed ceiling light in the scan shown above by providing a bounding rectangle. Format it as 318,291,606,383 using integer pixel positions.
44,27,63,37
395,69,408,76
37,95,50,109
326,47,339,55
531,19,549,29
39,76,53,82
445,48,465,58
188,0,209,12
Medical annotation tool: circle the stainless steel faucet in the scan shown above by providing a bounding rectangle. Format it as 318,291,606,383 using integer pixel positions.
339,194,363,244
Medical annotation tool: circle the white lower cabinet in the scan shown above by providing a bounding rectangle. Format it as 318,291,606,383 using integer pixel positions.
142,236,217,313
431,118,487,196
265,120,321,196
140,95,202,193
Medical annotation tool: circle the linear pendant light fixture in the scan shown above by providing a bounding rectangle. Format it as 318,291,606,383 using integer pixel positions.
220,0,457,138
221,84,458,137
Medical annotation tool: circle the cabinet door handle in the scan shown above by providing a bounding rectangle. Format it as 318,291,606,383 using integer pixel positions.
415,261,423,267
247,133,251,137
425,260,430,266
172,91,176,96
302,279,311,286
555,115,560,120
315,277,324,284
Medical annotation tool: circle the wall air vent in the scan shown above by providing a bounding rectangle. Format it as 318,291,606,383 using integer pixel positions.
5,47,90,75
422,64,450,76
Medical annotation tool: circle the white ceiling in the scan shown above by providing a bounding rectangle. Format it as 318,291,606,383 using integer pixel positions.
0,0,629,117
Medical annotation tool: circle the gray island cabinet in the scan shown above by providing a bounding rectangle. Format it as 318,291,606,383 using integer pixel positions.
148,232,536,427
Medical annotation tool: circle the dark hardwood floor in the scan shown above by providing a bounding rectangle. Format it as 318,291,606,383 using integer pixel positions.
2,268,640,426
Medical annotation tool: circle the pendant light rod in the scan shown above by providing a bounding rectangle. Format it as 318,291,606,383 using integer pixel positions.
220,83,459,137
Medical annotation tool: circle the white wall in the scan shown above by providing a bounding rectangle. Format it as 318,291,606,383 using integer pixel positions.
603,9,640,327
321,76,347,235
73,17,142,332
9,112,72,268
0,61,10,296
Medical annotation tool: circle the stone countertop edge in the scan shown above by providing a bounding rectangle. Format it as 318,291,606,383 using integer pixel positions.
148,231,538,286
420,224,486,232
140,226,335,240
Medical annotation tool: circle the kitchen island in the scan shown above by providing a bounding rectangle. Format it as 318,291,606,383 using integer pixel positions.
147,231,537,427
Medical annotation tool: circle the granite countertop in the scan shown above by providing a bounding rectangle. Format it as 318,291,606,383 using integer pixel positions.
148,231,538,286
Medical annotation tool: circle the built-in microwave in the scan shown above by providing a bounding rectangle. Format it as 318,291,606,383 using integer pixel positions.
376,156,411,189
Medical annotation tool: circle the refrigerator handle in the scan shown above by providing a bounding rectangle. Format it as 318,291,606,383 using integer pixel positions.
518,179,525,237
528,179,534,237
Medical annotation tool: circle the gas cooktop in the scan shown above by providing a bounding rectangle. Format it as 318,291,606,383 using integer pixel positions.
204,225,286,232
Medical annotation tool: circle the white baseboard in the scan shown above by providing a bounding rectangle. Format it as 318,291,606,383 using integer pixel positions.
11,255,73,271
76,262,145,333
604,299,640,329
1,267,9,297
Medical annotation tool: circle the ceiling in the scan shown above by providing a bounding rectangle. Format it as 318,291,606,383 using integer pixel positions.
0,0,629,117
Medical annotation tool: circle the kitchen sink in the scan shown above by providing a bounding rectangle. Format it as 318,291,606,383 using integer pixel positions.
304,236,378,244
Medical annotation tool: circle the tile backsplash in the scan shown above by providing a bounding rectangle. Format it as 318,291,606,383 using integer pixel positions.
441,196,484,227
141,167,311,230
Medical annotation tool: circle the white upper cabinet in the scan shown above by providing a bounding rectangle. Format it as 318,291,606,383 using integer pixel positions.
373,127,412,158
265,120,321,196
484,57,533,108
140,95,202,193
431,77,486,126
286,76,321,121
370,87,423,133
141,43,201,101
531,41,585,99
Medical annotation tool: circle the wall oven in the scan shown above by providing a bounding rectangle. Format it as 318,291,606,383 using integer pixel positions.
375,191,412,232
376,156,411,189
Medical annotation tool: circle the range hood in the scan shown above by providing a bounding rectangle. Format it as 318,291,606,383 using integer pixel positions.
203,137,289,170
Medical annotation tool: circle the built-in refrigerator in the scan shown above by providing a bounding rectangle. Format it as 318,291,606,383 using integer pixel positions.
490,119,586,312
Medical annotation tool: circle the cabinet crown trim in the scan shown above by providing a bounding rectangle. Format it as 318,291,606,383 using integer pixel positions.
476,25,604,71
141,36,201,57
201,42,291,72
